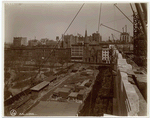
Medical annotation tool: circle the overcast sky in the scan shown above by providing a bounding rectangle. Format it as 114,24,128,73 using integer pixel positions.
4,2,137,43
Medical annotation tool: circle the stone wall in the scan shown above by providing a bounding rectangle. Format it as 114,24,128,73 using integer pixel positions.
113,48,139,116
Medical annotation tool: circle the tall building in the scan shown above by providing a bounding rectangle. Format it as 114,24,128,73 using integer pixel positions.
77,36,84,44
71,44,84,62
46,40,57,48
91,31,102,43
62,34,76,48
120,32,130,43
120,25,131,43
13,37,28,47
28,39,39,46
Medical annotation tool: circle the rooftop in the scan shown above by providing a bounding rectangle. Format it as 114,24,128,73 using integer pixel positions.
31,81,49,91
45,75,56,82
53,88,61,93
59,87,71,93
80,79,90,86
68,92,78,97
78,90,85,95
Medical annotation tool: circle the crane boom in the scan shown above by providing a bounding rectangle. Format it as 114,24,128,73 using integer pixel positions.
114,4,133,24
101,24,122,33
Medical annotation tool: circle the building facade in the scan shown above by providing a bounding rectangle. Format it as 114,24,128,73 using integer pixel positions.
102,45,110,63
91,31,102,43
5,46,71,67
120,32,130,43
13,37,28,47
71,44,84,62
40,38,49,45
77,36,84,44
28,39,39,46
46,40,57,48
62,34,77,48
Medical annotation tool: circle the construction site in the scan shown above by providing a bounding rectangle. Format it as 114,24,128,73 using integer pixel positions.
4,2,147,116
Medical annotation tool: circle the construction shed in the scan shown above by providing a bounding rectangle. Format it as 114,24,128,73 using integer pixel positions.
77,90,85,100
80,79,90,86
75,85,85,92
64,85,75,91
53,88,61,97
68,92,78,100
59,88,71,98
30,81,50,99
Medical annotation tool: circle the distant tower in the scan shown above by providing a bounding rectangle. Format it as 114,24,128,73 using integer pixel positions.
56,36,60,48
84,29,88,44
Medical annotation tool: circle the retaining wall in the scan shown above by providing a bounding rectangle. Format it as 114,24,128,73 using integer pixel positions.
114,48,139,116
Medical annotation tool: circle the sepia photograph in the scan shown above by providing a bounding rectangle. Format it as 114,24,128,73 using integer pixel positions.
3,1,148,116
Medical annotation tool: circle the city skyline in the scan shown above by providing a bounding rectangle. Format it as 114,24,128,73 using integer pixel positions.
5,2,135,43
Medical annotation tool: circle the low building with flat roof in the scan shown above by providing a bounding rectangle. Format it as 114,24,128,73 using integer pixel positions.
31,81,50,91
80,79,90,86
30,81,50,99
59,87,71,98
53,88,61,96
68,92,78,100
77,90,85,100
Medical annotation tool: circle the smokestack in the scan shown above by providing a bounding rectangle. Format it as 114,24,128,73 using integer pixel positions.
125,25,127,32
122,27,124,32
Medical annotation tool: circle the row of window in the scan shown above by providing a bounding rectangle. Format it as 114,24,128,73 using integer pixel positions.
71,51,83,53
72,47,83,49
71,49,83,51
71,53,83,56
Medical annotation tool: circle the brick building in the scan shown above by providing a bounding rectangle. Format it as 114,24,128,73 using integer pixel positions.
5,46,71,67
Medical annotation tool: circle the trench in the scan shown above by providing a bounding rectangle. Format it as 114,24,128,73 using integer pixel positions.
78,66,114,116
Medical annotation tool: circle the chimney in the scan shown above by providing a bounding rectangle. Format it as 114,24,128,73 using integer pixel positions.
125,25,127,32
122,27,124,32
